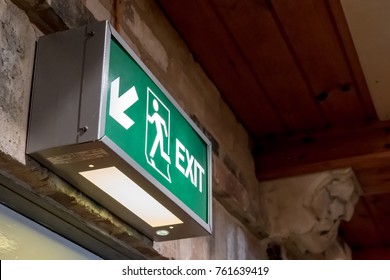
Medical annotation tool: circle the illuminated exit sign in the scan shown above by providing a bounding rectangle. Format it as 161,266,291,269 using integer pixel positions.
27,21,212,241
106,38,209,222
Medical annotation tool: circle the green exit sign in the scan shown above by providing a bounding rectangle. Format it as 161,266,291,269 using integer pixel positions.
27,21,212,241
106,38,209,222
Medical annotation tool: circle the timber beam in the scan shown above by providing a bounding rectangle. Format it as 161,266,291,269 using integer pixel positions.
255,120,390,195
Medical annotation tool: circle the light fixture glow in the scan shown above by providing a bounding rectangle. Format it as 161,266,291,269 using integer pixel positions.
156,230,170,236
79,166,183,227
88,164,95,168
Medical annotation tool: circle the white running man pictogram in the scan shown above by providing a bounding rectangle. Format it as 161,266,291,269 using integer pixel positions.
147,99,171,165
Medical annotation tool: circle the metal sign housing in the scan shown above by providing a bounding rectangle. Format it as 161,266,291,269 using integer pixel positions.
27,21,212,241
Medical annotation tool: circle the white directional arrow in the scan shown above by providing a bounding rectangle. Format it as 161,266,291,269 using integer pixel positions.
109,77,139,129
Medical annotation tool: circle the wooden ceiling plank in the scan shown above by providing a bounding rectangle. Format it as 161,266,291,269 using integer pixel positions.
270,0,368,125
255,120,390,180
318,88,369,125
157,0,285,137
326,0,378,120
211,0,326,132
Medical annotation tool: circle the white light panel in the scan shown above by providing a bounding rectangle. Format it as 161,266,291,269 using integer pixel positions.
79,166,183,227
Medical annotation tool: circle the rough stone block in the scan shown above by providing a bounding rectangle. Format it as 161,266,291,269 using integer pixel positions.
0,0,37,163
153,240,179,260
259,168,360,259
213,155,249,214
85,0,114,21
327,178,356,202
236,226,247,259
119,0,169,72
49,0,95,29
329,198,346,221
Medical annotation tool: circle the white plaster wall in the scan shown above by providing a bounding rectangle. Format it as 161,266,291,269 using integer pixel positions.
341,0,390,120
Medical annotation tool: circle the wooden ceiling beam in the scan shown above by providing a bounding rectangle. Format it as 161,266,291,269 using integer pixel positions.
255,120,390,186
352,246,390,260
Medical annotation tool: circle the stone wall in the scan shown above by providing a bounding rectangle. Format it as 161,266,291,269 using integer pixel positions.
0,0,267,259
0,0,37,163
